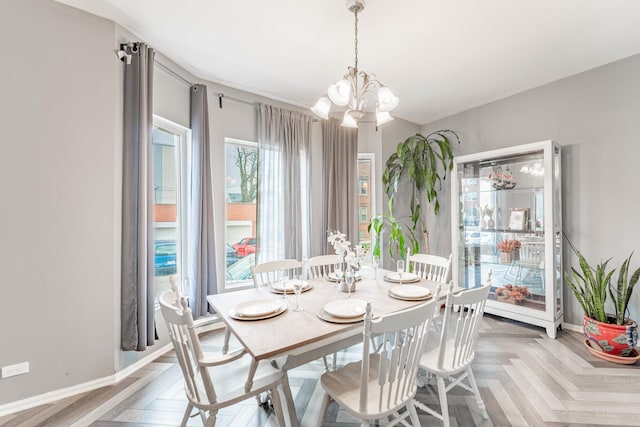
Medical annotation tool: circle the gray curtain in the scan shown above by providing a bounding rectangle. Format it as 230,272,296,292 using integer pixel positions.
257,103,312,262
121,42,155,351
322,118,359,252
188,84,217,317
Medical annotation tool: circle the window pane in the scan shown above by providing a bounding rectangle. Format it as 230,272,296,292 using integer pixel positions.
225,139,258,286
357,157,373,248
152,124,181,297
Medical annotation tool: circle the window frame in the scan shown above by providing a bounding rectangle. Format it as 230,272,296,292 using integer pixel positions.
152,115,191,302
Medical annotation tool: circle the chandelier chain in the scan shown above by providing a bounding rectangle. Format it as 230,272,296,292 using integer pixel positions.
354,8,359,73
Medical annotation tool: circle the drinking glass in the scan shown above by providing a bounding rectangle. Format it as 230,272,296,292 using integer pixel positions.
334,264,343,290
293,275,304,311
345,271,355,298
372,255,379,279
397,259,405,285
281,270,289,299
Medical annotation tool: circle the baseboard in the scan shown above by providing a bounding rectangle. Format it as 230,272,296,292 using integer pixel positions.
0,317,225,418
562,322,582,333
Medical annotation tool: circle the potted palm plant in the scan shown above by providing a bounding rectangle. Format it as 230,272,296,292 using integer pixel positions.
565,247,640,361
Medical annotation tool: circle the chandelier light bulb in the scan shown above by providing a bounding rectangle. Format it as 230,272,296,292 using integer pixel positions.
311,97,331,120
377,87,399,112
327,79,352,106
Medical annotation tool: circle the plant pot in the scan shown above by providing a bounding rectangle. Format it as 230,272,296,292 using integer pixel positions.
499,252,512,264
583,315,638,357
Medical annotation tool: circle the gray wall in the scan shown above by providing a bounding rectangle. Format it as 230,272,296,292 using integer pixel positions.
418,54,640,326
0,0,119,404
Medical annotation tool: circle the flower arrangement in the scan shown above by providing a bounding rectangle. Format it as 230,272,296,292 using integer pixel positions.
497,239,521,253
495,283,531,302
327,229,363,271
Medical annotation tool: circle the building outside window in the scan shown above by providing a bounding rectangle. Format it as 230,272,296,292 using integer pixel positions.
225,138,258,287
357,155,375,254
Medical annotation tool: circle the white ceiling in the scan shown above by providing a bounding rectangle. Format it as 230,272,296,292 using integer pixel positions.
57,0,640,125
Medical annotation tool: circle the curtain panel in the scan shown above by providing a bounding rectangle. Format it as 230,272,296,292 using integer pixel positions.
187,84,217,317
256,103,312,262
321,118,359,252
120,42,155,351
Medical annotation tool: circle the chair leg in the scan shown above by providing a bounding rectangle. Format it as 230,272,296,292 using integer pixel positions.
205,411,216,427
180,402,193,427
407,399,421,426
436,376,450,427
222,327,231,355
270,385,286,426
466,367,488,419
316,392,331,427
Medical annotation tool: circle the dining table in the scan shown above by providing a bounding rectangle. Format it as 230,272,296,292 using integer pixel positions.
207,269,464,427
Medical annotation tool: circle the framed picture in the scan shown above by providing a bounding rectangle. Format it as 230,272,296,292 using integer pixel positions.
508,208,528,230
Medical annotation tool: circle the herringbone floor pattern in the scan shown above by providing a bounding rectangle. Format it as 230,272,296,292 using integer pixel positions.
2,314,639,426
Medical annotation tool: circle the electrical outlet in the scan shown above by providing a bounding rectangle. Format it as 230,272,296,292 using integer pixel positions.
1,362,29,378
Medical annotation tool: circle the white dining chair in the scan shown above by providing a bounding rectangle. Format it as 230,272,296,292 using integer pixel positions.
408,253,452,283
308,254,343,279
251,259,303,288
414,282,491,427
158,289,287,427
316,299,438,427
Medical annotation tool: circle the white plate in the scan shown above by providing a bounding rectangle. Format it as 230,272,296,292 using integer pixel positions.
229,300,287,321
317,309,368,324
389,285,432,300
384,272,420,283
234,299,281,318
327,272,362,282
271,280,311,293
323,298,367,318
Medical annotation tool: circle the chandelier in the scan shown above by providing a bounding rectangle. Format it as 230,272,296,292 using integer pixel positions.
311,0,399,128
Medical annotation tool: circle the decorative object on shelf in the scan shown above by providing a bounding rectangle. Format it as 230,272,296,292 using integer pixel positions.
481,204,495,229
508,208,529,231
489,165,516,190
311,0,398,128
497,239,521,264
565,241,640,362
372,130,460,258
494,284,531,304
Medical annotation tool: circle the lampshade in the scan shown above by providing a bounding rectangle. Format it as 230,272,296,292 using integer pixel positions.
328,79,352,106
377,87,399,112
376,111,394,126
341,111,358,128
311,97,331,120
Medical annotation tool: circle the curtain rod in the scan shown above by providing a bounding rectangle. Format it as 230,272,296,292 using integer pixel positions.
155,60,194,87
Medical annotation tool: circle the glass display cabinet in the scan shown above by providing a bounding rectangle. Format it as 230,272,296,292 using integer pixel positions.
451,140,563,338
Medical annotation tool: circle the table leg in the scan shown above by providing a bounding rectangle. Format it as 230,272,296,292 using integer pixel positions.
280,372,298,427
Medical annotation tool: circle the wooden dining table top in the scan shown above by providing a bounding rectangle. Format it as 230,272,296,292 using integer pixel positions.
207,270,463,361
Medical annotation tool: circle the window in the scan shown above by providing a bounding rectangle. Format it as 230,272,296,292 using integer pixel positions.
357,155,375,249
358,178,368,195
359,206,369,223
152,116,190,299
225,138,258,287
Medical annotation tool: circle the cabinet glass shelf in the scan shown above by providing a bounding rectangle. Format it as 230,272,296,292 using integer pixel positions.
452,140,563,338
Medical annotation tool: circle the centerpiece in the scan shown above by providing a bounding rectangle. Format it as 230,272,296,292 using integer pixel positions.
327,229,363,294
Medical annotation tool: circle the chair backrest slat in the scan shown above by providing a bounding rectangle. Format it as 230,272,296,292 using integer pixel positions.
408,253,452,283
436,283,491,371
308,254,343,279
251,259,302,288
159,290,218,405
359,299,437,414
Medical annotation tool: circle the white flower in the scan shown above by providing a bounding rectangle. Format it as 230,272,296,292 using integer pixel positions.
327,229,363,271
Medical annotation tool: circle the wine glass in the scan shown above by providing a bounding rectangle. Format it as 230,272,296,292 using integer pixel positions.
280,269,289,299
334,264,343,290
292,275,304,311
345,271,355,298
397,259,405,285
372,255,379,279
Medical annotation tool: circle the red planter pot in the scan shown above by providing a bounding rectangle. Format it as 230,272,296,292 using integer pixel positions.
583,315,638,357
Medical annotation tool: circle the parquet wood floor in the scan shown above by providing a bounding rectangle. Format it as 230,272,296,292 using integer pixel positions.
2,314,639,426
